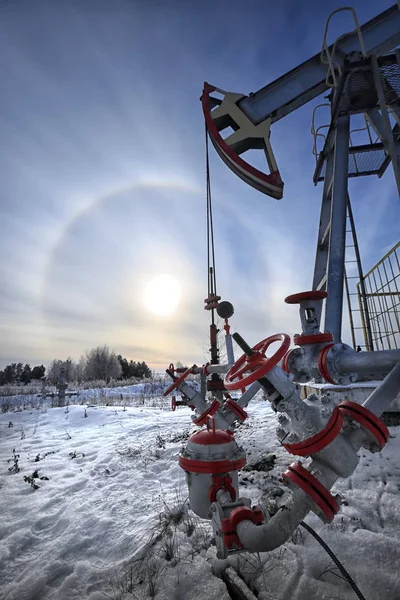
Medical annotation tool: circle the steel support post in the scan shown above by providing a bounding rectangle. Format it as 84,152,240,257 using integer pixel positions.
313,151,334,328
371,54,400,195
324,114,350,342
225,333,235,365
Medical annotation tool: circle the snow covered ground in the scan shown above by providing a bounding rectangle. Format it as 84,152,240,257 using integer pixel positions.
0,394,400,600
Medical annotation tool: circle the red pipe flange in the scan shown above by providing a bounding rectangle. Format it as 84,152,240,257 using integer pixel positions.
293,332,333,346
171,395,177,412
193,398,220,426
209,474,236,503
282,462,339,522
179,455,246,474
338,401,390,450
221,506,264,551
282,349,295,374
221,518,243,550
284,290,328,304
224,398,248,422
318,343,337,384
229,506,264,529
283,406,344,456
203,362,211,376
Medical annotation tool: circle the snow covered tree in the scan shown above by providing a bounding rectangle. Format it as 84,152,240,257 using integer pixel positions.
48,358,76,383
83,345,122,382
74,356,86,383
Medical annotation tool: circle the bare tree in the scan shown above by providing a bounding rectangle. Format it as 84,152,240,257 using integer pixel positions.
83,345,122,382
47,358,77,383
74,356,86,383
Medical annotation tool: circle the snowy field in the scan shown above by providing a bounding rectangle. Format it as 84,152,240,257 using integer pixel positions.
1,394,400,600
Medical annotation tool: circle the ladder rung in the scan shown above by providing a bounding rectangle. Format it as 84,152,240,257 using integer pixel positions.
319,221,331,248
346,260,358,263
326,177,334,196
316,274,327,290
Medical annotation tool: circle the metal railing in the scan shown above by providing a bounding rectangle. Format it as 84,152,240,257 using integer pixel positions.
357,242,400,350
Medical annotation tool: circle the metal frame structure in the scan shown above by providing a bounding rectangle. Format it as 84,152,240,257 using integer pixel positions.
201,4,400,347
162,3,400,564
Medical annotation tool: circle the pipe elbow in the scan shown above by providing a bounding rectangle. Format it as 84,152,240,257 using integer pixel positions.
236,489,312,552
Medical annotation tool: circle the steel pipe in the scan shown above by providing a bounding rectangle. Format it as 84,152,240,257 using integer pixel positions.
236,464,339,552
236,362,400,552
362,359,400,416
237,381,262,409
335,348,400,376
191,364,230,375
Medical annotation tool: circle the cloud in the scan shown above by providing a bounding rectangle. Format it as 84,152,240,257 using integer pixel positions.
0,0,398,370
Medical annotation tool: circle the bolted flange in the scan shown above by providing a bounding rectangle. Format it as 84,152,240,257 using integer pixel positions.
318,343,358,385
282,461,339,522
338,400,390,452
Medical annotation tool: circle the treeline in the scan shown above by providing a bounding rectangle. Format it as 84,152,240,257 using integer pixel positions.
0,363,46,385
0,345,152,386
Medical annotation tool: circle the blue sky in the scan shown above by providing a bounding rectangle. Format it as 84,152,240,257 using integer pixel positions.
1,0,398,371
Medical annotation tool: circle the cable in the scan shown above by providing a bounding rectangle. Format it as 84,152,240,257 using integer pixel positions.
299,521,367,600
205,124,217,303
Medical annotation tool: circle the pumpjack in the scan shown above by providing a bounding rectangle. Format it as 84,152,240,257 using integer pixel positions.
164,4,400,559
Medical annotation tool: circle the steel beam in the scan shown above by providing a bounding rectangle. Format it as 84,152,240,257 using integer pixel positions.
239,5,400,124
371,55,400,195
324,115,350,341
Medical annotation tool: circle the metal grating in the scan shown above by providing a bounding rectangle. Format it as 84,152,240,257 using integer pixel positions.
380,61,400,106
339,57,400,114
357,242,400,350
319,146,387,180
341,69,378,113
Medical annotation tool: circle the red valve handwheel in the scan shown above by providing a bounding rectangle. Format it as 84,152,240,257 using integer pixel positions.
163,367,192,396
284,291,327,304
224,333,290,390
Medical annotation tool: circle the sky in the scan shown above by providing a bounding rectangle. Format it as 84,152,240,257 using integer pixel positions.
1,0,399,372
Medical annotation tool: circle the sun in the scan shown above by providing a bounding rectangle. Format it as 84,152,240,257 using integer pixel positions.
143,274,181,316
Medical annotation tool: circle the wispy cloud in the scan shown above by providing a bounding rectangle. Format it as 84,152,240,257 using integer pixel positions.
0,0,397,370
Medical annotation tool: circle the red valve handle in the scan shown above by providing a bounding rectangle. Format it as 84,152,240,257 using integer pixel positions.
163,367,193,396
171,395,177,411
284,290,327,304
224,333,290,390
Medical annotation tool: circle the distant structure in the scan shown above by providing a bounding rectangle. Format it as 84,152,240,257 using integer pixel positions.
38,369,78,407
